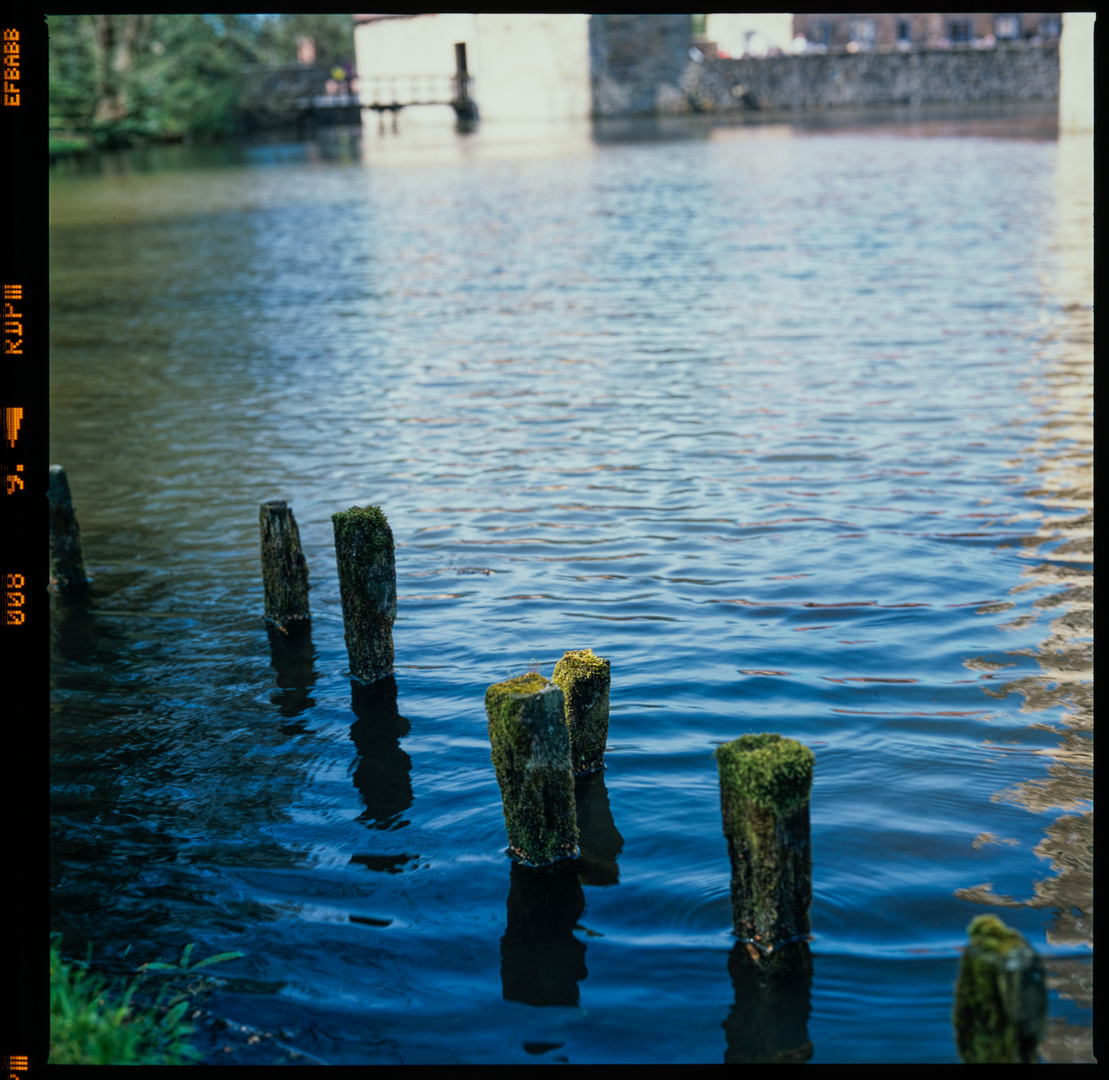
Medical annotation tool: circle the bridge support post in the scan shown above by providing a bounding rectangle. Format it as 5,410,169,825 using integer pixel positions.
452,42,478,122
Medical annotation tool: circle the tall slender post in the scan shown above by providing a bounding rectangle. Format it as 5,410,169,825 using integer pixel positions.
715,733,814,957
551,648,611,776
452,41,477,121
259,500,310,633
485,674,579,866
953,915,1047,1063
331,505,396,684
48,465,89,596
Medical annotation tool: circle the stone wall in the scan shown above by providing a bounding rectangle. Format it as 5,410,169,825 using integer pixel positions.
589,14,691,116
681,42,1059,115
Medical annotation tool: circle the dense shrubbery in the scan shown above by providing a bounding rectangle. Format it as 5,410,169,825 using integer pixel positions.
48,14,355,149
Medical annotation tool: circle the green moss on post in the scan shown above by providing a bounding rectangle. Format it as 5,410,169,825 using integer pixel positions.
953,915,1046,1063
715,733,814,957
485,674,579,866
331,505,396,683
551,648,611,776
260,501,310,632
48,465,89,596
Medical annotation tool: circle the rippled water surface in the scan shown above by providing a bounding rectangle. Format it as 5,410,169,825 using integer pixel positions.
49,110,1093,1063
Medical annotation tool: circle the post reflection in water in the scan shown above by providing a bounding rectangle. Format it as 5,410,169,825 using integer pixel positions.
501,860,587,1007
265,623,317,729
573,770,624,887
498,770,622,1005
348,677,414,834
723,941,814,1064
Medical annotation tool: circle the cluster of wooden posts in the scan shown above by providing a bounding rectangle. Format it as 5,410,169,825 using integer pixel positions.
49,473,1049,1063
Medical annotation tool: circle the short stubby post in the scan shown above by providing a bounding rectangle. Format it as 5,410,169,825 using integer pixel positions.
485,674,579,866
715,733,814,957
953,915,1047,1064
259,501,310,632
551,648,611,776
48,465,90,596
331,505,396,683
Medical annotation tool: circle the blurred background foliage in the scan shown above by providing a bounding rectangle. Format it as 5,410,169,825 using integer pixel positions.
48,14,356,149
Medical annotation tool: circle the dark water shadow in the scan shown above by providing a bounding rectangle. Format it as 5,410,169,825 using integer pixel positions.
723,940,814,1063
265,623,317,727
591,113,715,145
49,587,115,665
501,860,587,1007
574,770,624,887
348,677,413,833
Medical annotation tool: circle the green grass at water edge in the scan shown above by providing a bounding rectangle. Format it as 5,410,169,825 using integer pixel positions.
49,937,244,1065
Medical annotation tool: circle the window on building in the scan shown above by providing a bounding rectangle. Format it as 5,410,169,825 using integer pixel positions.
897,20,912,46
947,20,973,44
810,20,831,48
849,18,877,48
1039,17,1061,40
690,14,707,39
994,14,1020,40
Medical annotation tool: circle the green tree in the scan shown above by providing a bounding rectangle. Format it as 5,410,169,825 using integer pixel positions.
48,14,355,147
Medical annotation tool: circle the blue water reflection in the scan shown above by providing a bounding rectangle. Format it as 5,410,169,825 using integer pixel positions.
49,108,1092,1062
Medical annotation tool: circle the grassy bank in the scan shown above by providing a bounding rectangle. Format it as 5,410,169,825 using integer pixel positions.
49,938,242,1065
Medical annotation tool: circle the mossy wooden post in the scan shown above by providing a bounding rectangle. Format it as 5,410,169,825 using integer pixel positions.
485,674,579,866
953,915,1047,1063
551,648,610,776
260,501,310,633
48,465,89,596
331,505,396,683
715,733,814,957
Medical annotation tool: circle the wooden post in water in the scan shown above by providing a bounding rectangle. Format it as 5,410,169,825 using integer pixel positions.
715,733,814,958
259,501,310,633
331,505,396,683
551,648,611,776
48,465,89,596
485,674,579,866
452,41,478,121
953,915,1047,1063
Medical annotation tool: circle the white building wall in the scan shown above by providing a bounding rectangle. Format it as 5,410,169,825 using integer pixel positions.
354,13,592,124
706,13,794,58
471,14,591,121
354,13,476,125
1058,12,1094,134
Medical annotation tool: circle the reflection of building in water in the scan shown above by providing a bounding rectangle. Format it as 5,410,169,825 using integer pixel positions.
955,129,1092,1064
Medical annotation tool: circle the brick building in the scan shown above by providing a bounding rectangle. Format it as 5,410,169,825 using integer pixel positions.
791,13,1064,52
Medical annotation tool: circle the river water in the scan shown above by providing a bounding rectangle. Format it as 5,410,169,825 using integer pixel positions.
49,107,1092,1064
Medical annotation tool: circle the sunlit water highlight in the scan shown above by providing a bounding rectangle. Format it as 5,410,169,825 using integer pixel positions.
49,108,1092,1063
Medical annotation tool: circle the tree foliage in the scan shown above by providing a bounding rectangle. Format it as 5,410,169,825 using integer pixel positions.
48,14,356,146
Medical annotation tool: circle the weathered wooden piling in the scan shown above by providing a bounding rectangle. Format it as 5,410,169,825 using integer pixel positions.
259,500,310,632
715,733,814,957
331,505,396,683
953,915,1047,1064
48,465,89,596
485,674,579,866
551,648,611,776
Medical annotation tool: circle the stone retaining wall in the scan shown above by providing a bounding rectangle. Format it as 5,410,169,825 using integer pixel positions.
679,42,1059,115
